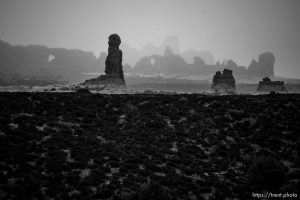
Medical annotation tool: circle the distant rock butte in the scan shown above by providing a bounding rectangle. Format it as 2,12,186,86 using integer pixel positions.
132,50,274,79
257,77,287,93
121,35,214,66
82,34,126,87
247,52,275,77
211,69,236,93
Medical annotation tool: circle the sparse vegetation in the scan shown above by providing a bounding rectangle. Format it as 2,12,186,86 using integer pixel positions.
75,87,91,94
0,92,299,199
247,156,287,190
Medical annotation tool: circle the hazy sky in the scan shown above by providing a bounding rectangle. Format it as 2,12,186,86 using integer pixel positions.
0,0,299,78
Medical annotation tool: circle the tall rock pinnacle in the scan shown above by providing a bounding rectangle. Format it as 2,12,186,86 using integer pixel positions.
82,34,126,87
105,34,124,79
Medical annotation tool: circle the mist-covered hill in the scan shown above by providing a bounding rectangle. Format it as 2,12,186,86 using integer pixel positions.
129,47,274,80
121,35,215,66
0,40,105,76
0,38,287,86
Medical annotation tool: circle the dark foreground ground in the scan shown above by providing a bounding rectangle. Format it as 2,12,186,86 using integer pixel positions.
0,92,299,200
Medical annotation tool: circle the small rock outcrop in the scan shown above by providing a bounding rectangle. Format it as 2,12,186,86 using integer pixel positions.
82,34,126,87
211,69,236,93
257,77,287,93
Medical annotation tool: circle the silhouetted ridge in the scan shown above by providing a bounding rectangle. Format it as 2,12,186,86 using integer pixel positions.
0,40,102,76
133,50,274,79
0,39,276,85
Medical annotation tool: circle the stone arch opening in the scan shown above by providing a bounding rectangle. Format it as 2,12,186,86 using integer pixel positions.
47,55,55,62
150,58,156,66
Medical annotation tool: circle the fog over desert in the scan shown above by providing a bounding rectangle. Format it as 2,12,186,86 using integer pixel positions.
0,0,299,199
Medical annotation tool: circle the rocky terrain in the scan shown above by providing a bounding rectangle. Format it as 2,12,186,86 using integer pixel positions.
0,93,299,199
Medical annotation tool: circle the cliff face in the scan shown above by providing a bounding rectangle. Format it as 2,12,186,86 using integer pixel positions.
0,40,103,76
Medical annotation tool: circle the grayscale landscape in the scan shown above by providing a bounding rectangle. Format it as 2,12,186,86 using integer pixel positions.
0,0,299,199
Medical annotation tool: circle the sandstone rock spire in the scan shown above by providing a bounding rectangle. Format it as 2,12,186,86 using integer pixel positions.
105,34,124,79
82,34,126,87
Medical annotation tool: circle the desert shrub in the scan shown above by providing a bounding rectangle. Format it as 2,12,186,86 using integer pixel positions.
96,187,114,199
247,156,286,189
143,89,156,94
123,103,138,114
214,179,232,198
227,90,236,95
75,88,90,94
209,190,225,200
137,182,170,200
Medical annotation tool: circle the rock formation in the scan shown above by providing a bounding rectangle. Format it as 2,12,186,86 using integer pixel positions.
133,50,249,77
120,35,214,66
164,46,174,57
181,49,214,65
211,69,236,93
0,38,278,85
105,34,124,78
221,69,236,89
132,50,277,79
159,35,180,54
82,34,126,87
257,77,287,93
0,40,99,76
193,56,206,66
247,52,275,77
